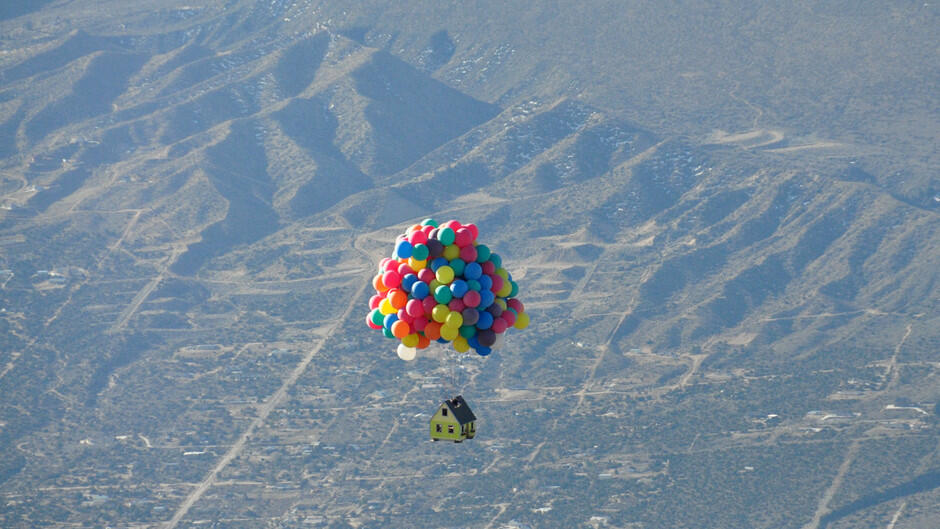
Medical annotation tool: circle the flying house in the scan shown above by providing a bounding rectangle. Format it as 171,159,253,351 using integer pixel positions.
430,395,476,442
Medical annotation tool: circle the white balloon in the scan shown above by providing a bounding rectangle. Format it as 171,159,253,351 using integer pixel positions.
396,343,417,361
493,334,505,350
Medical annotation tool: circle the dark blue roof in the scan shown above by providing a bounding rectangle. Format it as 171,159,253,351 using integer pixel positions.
444,395,476,425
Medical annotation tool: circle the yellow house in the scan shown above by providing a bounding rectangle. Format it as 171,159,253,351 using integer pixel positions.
430,395,476,442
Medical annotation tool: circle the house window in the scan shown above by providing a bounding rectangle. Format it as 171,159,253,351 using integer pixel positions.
436,424,442,433
442,408,448,416
448,425,454,434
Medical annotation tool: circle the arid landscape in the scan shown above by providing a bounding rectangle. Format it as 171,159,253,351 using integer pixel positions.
1,1,938,528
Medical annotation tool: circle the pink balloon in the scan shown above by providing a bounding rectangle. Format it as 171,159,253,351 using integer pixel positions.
406,298,425,318
417,268,436,283
459,245,478,262
409,229,428,245
397,263,414,277
482,261,496,275
369,294,383,309
384,259,400,272
464,223,479,241
491,317,508,334
382,270,401,289
448,298,466,312
463,290,481,308
502,309,517,327
454,228,473,247
412,317,428,332
397,309,414,324
490,274,504,293
443,220,462,231
422,296,438,314
507,298,525,313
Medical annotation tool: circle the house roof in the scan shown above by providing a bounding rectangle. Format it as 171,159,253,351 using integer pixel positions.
443,395,476,425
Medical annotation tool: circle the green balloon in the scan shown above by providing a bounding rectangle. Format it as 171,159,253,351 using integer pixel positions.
439,227,455,246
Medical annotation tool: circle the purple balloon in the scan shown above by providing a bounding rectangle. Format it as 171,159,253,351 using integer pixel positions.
461,307,480,326
477,329,496,347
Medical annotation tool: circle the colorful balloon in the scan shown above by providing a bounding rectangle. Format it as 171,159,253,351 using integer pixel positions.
366,218,528,359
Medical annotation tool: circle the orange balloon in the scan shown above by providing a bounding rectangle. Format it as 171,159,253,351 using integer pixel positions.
417,334,431,349
388,289,408,309
372,273,388,292
391,320,410,339
424,321,442,341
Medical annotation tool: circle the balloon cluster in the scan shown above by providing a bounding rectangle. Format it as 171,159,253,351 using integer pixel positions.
366,218,529,361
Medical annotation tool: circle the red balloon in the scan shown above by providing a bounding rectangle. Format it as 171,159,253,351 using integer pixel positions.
412,317,429,333
448,298,466,312
482,261,496,275
501,309,517,327
491,317,508,333
507,298,525,313
384,259,400,272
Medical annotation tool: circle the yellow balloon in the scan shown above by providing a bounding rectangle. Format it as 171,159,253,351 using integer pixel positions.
445,311,463,328
453,336,470,353
408,257,427,271
442,244,460,260
496,268,509,279
495,298,507,310
440,324,459,341
496,282,512,297
514,311,530,329
401,333,419,348
431,304,450,323
429,279,442,291
379,298,396,315
435,265,454,284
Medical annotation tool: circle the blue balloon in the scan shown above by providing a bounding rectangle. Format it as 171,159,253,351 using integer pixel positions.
478,289,495,309
463,261,483,280
467,335,480,348
383,313,399,329
450,279,469,298
478,274,493,291
401,273,418,292
475,345,492,356
395,240,413,259
430,257,450,271
411,281,430,300
476,310,493,330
